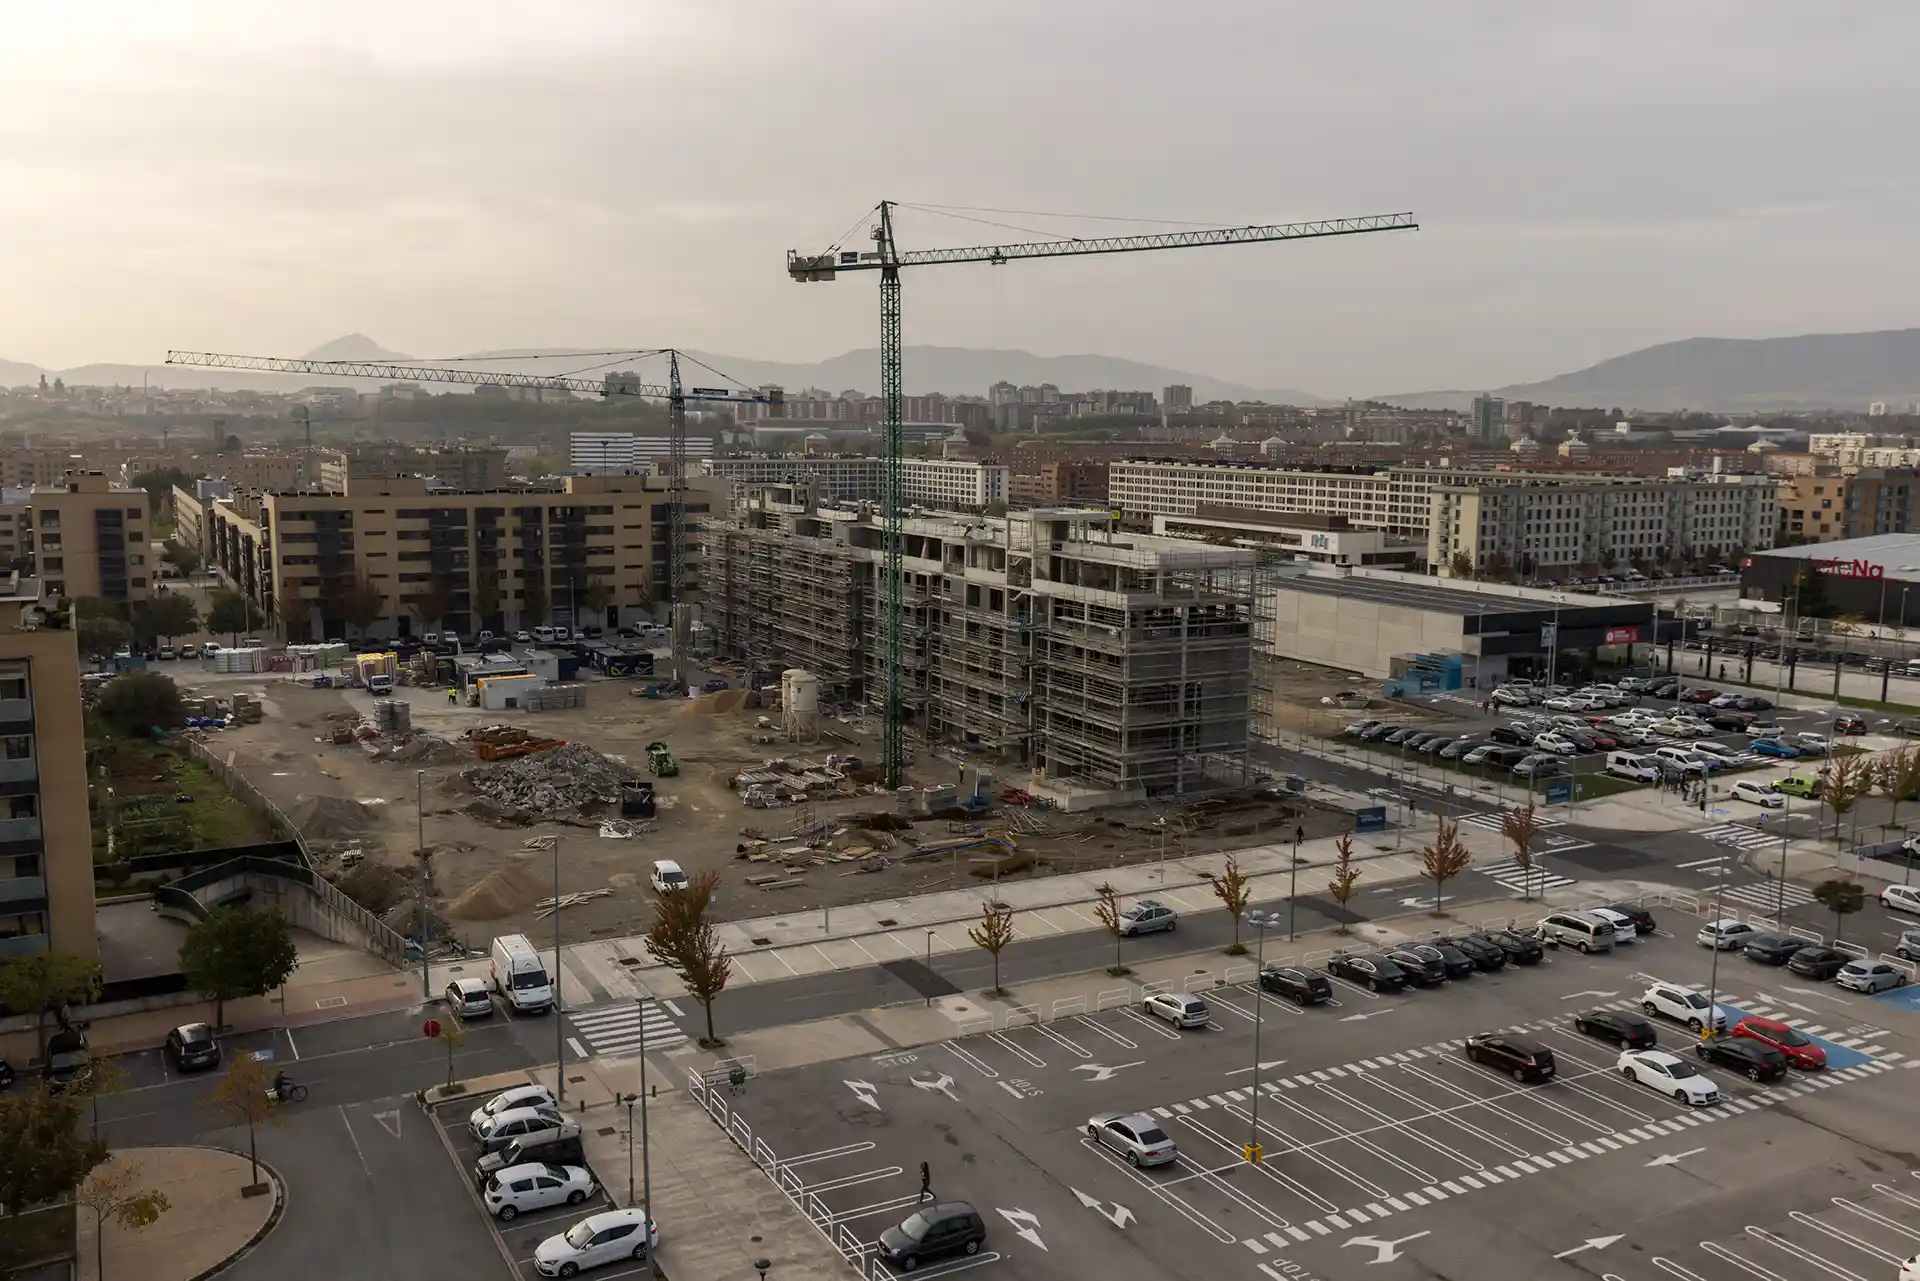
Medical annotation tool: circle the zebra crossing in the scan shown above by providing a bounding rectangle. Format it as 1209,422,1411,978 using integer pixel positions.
1715,878,1820,911
1692,822,1784,852
1478,864,1578,896
1460,811,1565,834
565,998,687,1056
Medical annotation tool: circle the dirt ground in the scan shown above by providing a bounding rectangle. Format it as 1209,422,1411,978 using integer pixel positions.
175,673,1352,946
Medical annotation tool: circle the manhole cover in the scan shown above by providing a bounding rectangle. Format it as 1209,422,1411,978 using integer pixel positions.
314,996,349,1009
568,1074,587,1084
751,937,774,947
597,1127,618,1137
616,956,642,967
877,918,899,928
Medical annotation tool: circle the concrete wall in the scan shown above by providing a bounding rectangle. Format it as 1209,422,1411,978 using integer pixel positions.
1260,586,1466,679
155,864,408,968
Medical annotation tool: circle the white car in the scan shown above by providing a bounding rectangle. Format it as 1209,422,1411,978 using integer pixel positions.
1492,687,1534,706
1731,780,1783,809
534,1208,659,1277
1143,992,1210,1028
515,630,534,643
484,1162,598,1221
1901,1253,1920,1281
1882,884,1920,915
1746,722,1787,738
1642,982,1730,1034
1648,719,1695,738
1589,907,1639,943
469,1085,560,1139
1533,732,1580,756
1697,918,1758,950
1618,1049,1722,1106
1542,696,1578,712
649,860,687,894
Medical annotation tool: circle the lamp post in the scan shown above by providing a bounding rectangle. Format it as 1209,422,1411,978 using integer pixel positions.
416,769,429,997
925,931,935,1006
1242,909,1282,1164
1288,827,1302,942
620,1092,636,1205
754,1260,771,1281
1703,859,1730,1042
1773,796,1791,926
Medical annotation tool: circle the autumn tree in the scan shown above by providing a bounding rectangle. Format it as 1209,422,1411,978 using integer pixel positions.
1447,551,1474,580
1091,882,1128,976
1813,878,1865,944
643,867,733,1046
76,1156,171,1281
161,543,201,576
578,580,615,627
0,952,101,1062
1877,747,1920,842
412,581,456,635
130,594,199,646
0,1088,105,1218
1326,834,1362,935
1419,817,1472,916
337,575,387,642
1822,754,1873,846
521,583,551,628
432,1014,470,1092
204,1053,280,1194
1501,804,1542,902
205,589,252,641
966,899,1016,996
1211,854,1253,955
473,581,503,632
180,907,300,1031
277,593,315,643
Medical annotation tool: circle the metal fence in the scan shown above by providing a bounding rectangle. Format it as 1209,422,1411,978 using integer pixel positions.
180,737,313,867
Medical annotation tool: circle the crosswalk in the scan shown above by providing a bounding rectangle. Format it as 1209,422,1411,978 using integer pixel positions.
1716,878,1820,911
1692,822,1785,852
1460,811,1566,834
1478,864,1578,896
566,999,687,1056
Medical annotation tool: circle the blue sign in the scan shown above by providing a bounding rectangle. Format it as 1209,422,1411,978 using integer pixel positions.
1354,806,1388,833
1545,779,1574,805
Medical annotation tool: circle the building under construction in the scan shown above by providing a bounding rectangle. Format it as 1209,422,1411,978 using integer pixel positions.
704,484,1256,801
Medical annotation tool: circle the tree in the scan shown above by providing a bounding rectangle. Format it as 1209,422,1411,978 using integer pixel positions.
1501,804,1542,902
1419,817,1472,916
1823,754,1874,845
432,1015,470,1092
1447,551,1474,580
1091,882,1128,976
94,673,185,737
0,952,101,1063
277,593,314,643
578,580,615,627
180,907,299,1031
205,589,252,641
204,1053,279,1194
333,574,386,642
76,1156,171,1281
1813,878,1865,943
131,595,198,646
473,581,503,632
129,468,194,514
1790,566,1832,620
520,583,550,628
1211,854,1253,955
411,581,455,635
161,543,201,576
76,614,131,659
642,867,732,1046
966,899,1016,996
1326,834,1362,934
0,1088,106,1218
982,499,1009,518
1878,747,1920,842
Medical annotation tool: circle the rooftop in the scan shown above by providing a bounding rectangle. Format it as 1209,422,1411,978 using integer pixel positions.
1273,568,1643,618
1754,534,1920,565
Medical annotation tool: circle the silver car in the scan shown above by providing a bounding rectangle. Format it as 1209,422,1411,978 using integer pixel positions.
1086,1112,1177,1167
1117,900,1178,937
1837,960,1908,993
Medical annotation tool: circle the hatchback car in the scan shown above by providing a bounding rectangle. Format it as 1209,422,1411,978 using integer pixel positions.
1881,885,1920,915
1618,1049,1722,1106
1477,929,1544,965
1600,902,1658,936
1402,941,1475,979
1732,1016,1827,1070
1143,992,1211,1028
1589,907,1641,944
1695,1037,1788,1083
876,1203,987,1272
1642,982,1729,1033
1438,737,1481,760
1572,1009,1657,1049
1897,929,1920,963
1258,964,1332,1004
1837,959,1908,993
484,1162,597,1222
476,1108,576,1155
164,1022,221,1072
470,1085,560,1138
1697,918,1759,950
1731,780,1783,808
1463,1033,1556,1083
534,1207,659,1276
1749,739,1802,759
1451,934,1508,971
446,978,494,1019
1326,953,1408,993
1739,934,1808,966
1086,1112,1177,1167
1117,901,1178,937
1786,946,1849,979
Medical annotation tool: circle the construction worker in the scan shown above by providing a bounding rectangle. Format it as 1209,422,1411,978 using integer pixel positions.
447,686,458,705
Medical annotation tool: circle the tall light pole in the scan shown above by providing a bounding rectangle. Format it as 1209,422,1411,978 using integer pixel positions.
1703,862,1730,1043
554,834,565,1100
1773,795,1791,926
416,769,429,997
1288,828,1301,943
620,998,654,1213
1242,909,1282,1163
925,931,935,1006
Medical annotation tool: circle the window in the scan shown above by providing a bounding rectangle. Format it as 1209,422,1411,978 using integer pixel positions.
6,795,35,820
2,738,29,761
39,557,61,572
126,508,143,522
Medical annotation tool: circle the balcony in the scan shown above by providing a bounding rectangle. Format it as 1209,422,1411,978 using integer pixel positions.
0,817,41,844
0,758,36,785
0,699,31,727
0,876,44,906
0,933,45,959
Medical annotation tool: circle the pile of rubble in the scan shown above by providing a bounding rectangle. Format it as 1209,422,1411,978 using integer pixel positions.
463,743,642,818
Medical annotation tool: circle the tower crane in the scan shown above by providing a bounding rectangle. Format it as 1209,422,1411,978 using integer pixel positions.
789,203,1419,787
165,349,779,680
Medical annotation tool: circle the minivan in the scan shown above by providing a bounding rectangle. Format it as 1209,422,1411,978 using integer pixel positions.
531,626,558,644
490,933,555,1013
1653,746,1709,775
1539,911,1616,954
1605,751,1660,783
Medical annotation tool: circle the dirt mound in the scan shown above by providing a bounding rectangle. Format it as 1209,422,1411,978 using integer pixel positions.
288,795,381,839
446,858,546,921
690,689,750,716
391,735,464,765
333,861,408,914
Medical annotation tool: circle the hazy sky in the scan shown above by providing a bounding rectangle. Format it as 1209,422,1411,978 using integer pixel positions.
2,1,1916,395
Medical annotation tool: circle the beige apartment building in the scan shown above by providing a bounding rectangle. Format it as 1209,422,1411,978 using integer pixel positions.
32,474,151,606
317,443,511,494
203,472,724,639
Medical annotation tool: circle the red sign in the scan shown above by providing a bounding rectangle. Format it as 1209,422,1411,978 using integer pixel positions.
423,1019,442,1039
1604,626,1641,645
1811,559,1884,579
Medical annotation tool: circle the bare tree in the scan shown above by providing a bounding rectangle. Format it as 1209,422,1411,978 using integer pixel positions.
966,899,1016,996
432,1014,470,1092
1419,817,1473,917
1092,882,1128,976
643,867,733,1046
1326,834,1362,935
1500,804,1542,902
76,1158,171,1281
1210,854,1254,955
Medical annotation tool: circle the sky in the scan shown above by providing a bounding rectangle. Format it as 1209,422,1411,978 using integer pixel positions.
2,1,1917,396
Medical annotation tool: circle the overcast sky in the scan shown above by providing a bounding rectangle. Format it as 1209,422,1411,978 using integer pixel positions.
2,1,1915,396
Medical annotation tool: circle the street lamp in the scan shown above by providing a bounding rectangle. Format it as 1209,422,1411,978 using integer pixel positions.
416,769,429,998
925,931,935,1006
1703,859,1731,1042
1241,909,1283,1164
1288,827,1302,943
620,1092,637,1205
754,1260,771,1281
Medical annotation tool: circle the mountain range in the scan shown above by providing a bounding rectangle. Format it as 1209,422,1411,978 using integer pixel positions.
5,326,1919,411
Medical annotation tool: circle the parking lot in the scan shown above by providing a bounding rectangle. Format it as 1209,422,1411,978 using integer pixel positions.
429,1096,641,1281
688,915,1920,1281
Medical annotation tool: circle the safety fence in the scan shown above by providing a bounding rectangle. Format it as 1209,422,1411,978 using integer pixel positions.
181,737,313,866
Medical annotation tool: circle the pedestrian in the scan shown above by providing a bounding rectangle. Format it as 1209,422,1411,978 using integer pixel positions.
447,686,457,705
919,1161,933,1203
1294,824,1304,848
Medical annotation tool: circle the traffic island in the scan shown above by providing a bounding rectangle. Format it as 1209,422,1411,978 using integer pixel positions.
75,1146,283,1281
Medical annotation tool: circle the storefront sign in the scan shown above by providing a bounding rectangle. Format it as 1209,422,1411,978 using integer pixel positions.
1603,626,1641,644
1810,559,1884,579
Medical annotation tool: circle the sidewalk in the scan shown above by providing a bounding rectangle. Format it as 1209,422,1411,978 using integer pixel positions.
75,1146,281,1281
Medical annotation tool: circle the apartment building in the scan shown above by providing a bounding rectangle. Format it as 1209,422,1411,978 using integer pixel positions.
1778,469,1919,544
1151,509,1422,571
702,456,888,501
316,443,512,494
1008,463,1109,509
1107,461,1438,535
203,472,725,639
33,474,150,605
706,488,1252,799
0,573,95,962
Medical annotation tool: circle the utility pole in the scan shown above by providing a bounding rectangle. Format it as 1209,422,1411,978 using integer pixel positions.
416,769,429,997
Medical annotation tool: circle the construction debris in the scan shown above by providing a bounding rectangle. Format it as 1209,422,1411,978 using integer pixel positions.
446,858,547,921
287,794,382,839
463,743,643,818
597,818,655,839
535,888,613,919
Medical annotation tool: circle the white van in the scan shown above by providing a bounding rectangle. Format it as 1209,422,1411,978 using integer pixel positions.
489,934,554,1014
1653,745,1710,775
1604,751,1660,783
531,626,558,644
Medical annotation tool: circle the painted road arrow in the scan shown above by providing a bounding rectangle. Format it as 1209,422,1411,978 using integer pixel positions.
1339,1008,1398,1024
1225,1060,1288,1076
1343,1232,1431,1264
910,1073,958,1101
1400,895,1451,908
1071,1188,1135,1229
1554,1235,1624,1260
1645,1148,1706,1168
1072,1061,1146,1082
844,1080,882,1110
1752,991,1818,1014
996,1208,1048,1251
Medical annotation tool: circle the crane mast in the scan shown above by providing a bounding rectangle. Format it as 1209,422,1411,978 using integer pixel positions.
790,203,1418,790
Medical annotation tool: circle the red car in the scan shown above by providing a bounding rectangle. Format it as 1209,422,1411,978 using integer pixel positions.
1681,687,1719,703
1732,1016,1826,1070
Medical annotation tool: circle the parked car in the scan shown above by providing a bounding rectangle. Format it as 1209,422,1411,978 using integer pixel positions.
1326,953,1408,993
1774,774,1821,799
1143,992,1211,1028
1438,737,1481,760
485,1162,598,1221
1476,929,1544,965
1697,918,1759,950
1786,946,1849,980
1451,934,1509,971
1696,1037,1788,1083
1881,884,1920,915
1731,780,1784,808
1512,755,1564,779
470,1085,560,1138
1837,959,1909,993
1642,982,1729,1034
533,1207,660,1276
1258,964,1332,1004
1117,900,1177,936
164,1022,221,1072
1739,934,1809,966
1731,1016,1827,1070
1600,902,1657,935
1588,907,1642,943
1834,714,1867,734
475,1108,577,1156
1401,941,1475,979
446,978,494,1019
1359,722,1401,741
1572,1009,1657,1049
1463,1033,1557,1082
1745,721,1787,738
1490,723,1536,747
874,1203,986,1273
1618,1049,1722,1105
1897,929,1920,963
1750,739,1802,759
1086,1111,1178,1167
1344,719,1383,737
1384,946,1448,986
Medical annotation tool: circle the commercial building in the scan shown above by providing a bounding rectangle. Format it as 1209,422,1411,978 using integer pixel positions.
1151,509,1422,571
699,457,1008,510
32,474,151,605
202,472,725,640
0,573,96,962
1740,535,1920,625
1472,395,1506,443
706,488,1253,800
318,443,512,493
567,433,715,476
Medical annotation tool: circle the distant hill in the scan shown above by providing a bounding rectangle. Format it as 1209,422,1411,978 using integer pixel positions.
302,333,410,362
1378,327,1920,413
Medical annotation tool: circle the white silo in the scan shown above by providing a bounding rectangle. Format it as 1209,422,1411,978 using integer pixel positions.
782,668,821,743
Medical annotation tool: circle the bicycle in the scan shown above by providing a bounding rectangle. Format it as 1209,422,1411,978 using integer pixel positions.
266,1082,309,1105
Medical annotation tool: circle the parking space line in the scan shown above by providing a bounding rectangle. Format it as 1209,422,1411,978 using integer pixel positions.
986,1031,1044,1068
1072,1015,1137,1048
830,1193,930,1225
783,1142,878,1168
1060,905,1101,928
1652,1257,1715,1281
1253,1091,1436,1189
944,1042,999,1079
1078,1137,1241,1243
1314,1083,1487,1173
1118,1008,1183,1041
1435,1057,1620,1136
807,1166,903,1194
847,936,882,964
1788,1211,1904,1265
1172,1117,1340,1217
1401,1062,1574,1147
1736,1226,1866,1280
1362,1074,1530,1162
1207,990,1262,1023
1322,974,1381,1000
1029,1022,1092,1058
1846,1195,1920,1241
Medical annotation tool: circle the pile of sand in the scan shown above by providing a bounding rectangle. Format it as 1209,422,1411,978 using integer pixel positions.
446,858,546,921
288,795,381,839
691,689,750,716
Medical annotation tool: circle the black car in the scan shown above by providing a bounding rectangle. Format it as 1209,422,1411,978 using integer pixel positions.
1451,934,1509,971
1259,964,1332,1005
1787,946,1848,979
1404,941,1475,978
1490,723,1537,747
1476,929,1544,965
42,1030,90,1093
1383,728,1420,745
1835,714,1867,735
1708,711,1755,732
1695,1037,1789,1083
1384,947,1448,987
1741,934,1810,966
1359,723,1401,742
1326,953,1408,993
1463,1033,1557,1083
1418,735,1460,756
1572,1009,1658,1048
877,1202,988,1271
1600,903,1657,936
1439,738,1481,760
165,1021,221,1072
